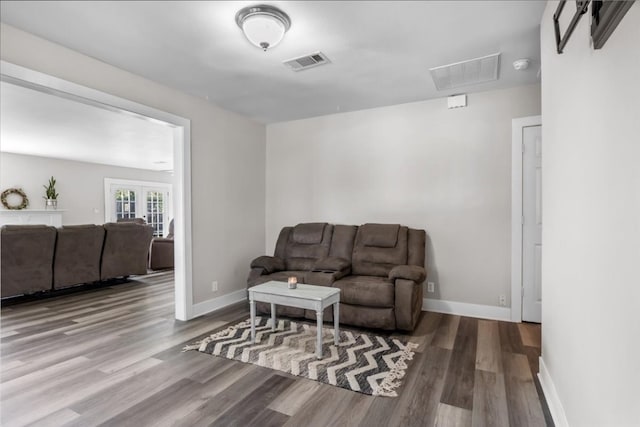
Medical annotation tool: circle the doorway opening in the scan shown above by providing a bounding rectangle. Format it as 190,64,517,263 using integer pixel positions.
511,115,542,323
1,60,193,320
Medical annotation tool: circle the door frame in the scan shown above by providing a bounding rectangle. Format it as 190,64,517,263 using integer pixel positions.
511,115,542,322
1,60,194,321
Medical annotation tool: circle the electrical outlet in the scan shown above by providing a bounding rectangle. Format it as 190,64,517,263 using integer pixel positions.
211,281,218,292
499,294,506,306
427,282,435,293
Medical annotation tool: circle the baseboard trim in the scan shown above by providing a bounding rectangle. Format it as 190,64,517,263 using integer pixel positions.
422,298,511,321
538,357,569,427
191,289,246,318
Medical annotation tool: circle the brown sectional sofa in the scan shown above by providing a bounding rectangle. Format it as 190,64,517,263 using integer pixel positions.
1,222,154,299
248,222,426,331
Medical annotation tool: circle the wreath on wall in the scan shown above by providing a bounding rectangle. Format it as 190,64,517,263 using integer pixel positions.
1,188,29,210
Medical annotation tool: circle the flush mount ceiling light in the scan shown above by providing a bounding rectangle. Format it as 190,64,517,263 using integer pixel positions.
513,58,531,71
236,4,291,51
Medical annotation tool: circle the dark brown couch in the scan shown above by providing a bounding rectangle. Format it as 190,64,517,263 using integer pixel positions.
1,222,154,299
248,222,426,331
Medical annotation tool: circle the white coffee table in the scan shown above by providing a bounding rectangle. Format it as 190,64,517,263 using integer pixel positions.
248,281,340,359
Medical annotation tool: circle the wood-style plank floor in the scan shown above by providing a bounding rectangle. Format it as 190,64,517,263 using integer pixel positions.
0,272,553,426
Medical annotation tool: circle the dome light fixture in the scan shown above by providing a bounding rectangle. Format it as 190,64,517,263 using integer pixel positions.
513,58,531,71
235,4,291,51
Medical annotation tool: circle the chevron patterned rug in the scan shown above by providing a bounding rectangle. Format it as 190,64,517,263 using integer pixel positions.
183,316,417,397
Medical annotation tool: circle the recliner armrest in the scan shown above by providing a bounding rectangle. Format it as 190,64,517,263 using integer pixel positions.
312,257,351,273
250,256,285,274
389,265,426,283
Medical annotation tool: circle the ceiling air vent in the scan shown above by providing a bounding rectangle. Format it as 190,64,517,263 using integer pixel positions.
283,52,331,71
429,53,501,91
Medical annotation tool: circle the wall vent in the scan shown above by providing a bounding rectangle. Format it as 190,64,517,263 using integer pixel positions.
429,53,501,91
283,52,331,71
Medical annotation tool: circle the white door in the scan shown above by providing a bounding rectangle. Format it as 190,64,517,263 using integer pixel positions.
105,179,172,237
522,125,542,323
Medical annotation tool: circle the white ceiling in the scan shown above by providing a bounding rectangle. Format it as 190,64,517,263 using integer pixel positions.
0,1,545,124
0,81,174,171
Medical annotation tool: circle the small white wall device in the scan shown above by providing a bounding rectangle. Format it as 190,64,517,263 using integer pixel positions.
447,94,467,109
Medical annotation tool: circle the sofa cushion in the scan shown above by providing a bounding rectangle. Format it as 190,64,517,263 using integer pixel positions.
328,225,358,260
285,223,333,270
54,224,104,288
352,225,408,277
292,223,326,244
1,225,57,297
313,257,350,272
333,275,395,308
361,223,400,248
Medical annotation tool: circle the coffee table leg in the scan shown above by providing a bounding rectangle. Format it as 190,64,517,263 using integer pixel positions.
334,302,340,345
249,298,256,344
316,309,323,359
271,303,276,331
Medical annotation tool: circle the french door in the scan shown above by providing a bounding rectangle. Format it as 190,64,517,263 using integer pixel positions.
104,178,172,237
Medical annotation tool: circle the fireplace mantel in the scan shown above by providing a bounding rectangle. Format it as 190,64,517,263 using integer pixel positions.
0,209,65,227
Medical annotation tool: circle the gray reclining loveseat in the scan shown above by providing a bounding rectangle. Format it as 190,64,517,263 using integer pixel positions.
248,222,426,331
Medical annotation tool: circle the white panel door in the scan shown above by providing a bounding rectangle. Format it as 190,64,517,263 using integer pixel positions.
105,178,172,237
522,125,542,323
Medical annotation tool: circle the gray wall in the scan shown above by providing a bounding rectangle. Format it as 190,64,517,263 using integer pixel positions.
0,152,173,225
540,2,639,426
0,23,266,305
266,84,541,308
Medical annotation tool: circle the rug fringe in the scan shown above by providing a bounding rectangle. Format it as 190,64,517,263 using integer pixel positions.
372,341,419,397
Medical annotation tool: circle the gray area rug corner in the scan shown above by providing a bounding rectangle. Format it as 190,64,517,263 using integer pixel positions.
183,317,417,397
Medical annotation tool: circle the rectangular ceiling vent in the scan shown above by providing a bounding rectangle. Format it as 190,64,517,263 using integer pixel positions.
283,52,331,71
429,53,501,91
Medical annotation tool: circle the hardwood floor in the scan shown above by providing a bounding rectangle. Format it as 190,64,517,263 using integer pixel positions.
0,272,553,426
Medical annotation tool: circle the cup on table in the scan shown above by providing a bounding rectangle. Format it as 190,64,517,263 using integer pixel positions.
288,276,297,289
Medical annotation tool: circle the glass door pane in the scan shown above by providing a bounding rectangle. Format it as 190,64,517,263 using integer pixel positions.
145,190,166,237
114,188,138,221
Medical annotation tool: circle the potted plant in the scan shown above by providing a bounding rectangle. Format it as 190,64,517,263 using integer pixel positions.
43,176,59,210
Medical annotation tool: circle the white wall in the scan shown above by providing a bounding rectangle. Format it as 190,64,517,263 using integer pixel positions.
540,2,640,426
0,152,173,225
0,23,266,305
267,84,541,308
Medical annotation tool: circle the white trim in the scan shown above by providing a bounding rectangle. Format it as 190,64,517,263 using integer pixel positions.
1,60,194,321
511,115,542,322
422,298,511,321
538,357,569,427
191,289,247,318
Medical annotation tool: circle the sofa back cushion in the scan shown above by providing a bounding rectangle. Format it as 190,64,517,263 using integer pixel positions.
54,224,105,288
280,223,333,271
0,225,57,297
328,225,358,261
101,222,154,280
352,224,408,277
